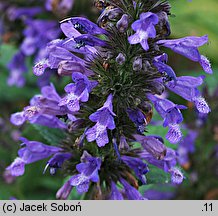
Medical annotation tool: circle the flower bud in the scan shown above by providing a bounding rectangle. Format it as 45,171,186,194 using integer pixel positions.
116,14,129,33
116,53,126,65
133,57,142,71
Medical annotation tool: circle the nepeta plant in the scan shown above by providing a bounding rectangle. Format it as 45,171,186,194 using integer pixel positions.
7,0,212,200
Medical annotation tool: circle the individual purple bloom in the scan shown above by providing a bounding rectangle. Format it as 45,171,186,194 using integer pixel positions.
157,11,171,36
134,134,167,160
120,178,146,200
116,53,126,65
153,54,177,82
127,108,146,134
47,43,86,69
57,60,94,77
11,112,67,129
116,14,129,33
109,181,124,200
33,59,49,76
7,138,62,176
147,94,186,127
169,168,184,184
157,35,213,74
61,17,107,35
139,147,177,172
62,37,97,57
97,7,122,28
6,157,26,177
59,72,96,112
166,76,211,114
133,57,142,71
60,21,81,38
86,94,116,147
121,155,149,184
56,179,73,200
74,34,108,48
10,112,26,126
70,151,101,194
18,137,61,164
10,84,68,129
44,153,72,175
177,130,198,165
128,12,159,50
7,51,27,87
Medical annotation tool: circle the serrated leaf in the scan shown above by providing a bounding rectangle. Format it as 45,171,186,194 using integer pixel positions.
32,124,66,146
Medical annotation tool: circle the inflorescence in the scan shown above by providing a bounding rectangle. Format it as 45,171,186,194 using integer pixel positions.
7,0,212,200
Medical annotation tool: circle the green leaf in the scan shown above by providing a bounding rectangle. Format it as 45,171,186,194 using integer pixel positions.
32,124,67,146
146,164,171,184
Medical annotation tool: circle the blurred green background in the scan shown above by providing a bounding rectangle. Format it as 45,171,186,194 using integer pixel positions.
0,0,218,200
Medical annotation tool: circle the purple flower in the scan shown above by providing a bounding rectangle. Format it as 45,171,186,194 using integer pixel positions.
57,60,94,77
127,108,146,134
56,179,73,200
7,137,62,176
147,94,186,127
116,14,129,33
147,94,185,143
120,178,146,200
33,59,49,76
6,158,26,177
59,72,96,112
128,12,159,50
121,155,148,184
153,54,177,82
70,151,101,194
10,84,68,129
47,41,86,68
61,17,107,35
116,53,126,65
109,181,124,200
166,76,211,114
74,34,108,48
169,168,184,184
157,35,213,74
133,57,142,71
139,147,177,172
157,11,171,36
44,153,72,175
134,134,167,160
86,94,116,147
